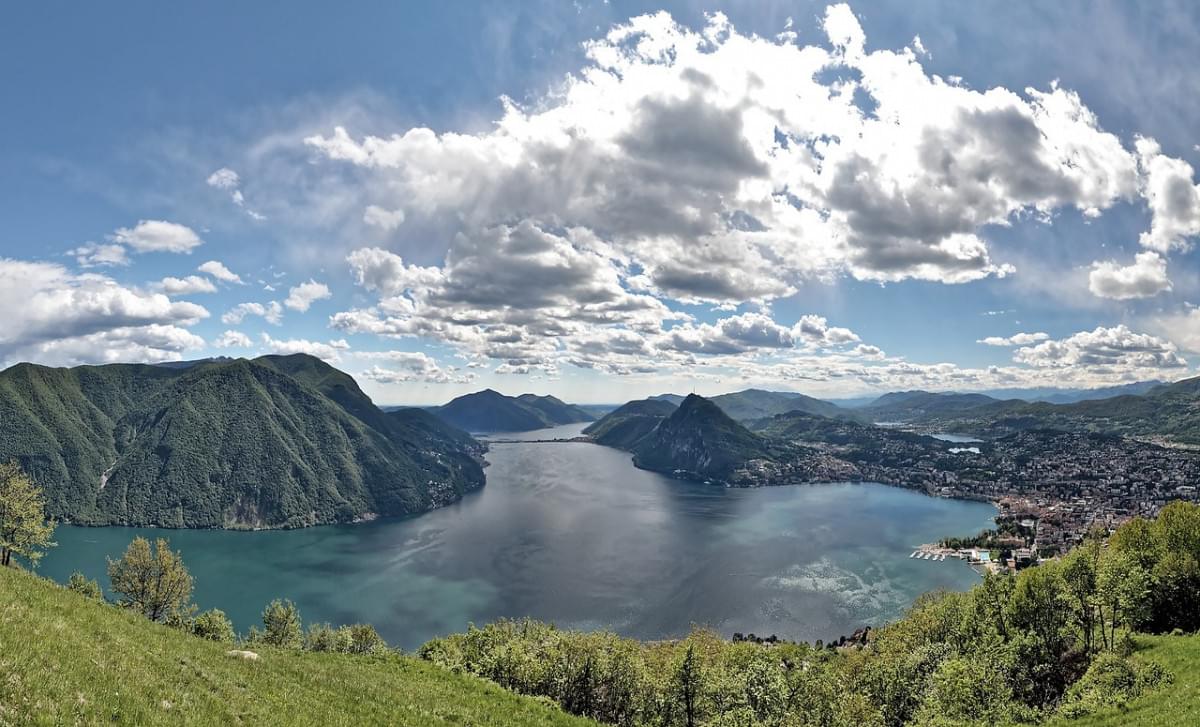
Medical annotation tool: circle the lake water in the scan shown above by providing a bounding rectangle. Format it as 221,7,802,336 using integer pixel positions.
931,433,984,443
37,423,996,650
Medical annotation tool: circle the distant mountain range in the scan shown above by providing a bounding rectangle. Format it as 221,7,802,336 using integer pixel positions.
0,354,485,529
429,389,594,433
586,374,1200,486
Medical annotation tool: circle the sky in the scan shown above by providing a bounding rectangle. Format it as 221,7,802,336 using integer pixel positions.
4,1,1200,405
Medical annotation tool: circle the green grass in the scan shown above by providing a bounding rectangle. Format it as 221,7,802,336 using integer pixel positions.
1046,633,1200,727
0,566,594,726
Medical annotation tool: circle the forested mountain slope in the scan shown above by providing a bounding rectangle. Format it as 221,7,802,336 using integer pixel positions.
0,355,485,528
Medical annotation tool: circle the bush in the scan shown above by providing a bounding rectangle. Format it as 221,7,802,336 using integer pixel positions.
253,599,302,649
66,571,102,600
1058,651,1174,718
305,623,350,652
192,609,236,642
347,624,387,654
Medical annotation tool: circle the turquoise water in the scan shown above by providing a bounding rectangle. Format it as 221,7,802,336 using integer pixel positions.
38,424,996,650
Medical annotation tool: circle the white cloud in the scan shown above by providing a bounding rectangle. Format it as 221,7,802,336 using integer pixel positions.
206,167,240,190
356,351,475,384
1136,138,1200,252
222,301,283,325
284,279,331,312
0,258,208,365
1149,307,1200,354
213,330,253,348
198,260,243,284
978,332,1050,346
25,324,205,367
362,205,406,231
260,333,349,362
206,167,265,220
1014,325,1186,371
306,5,1143,298
111,220,203,254
69,242,129,268
156,275,217,295
1088,251,1172,300
662,312,859,355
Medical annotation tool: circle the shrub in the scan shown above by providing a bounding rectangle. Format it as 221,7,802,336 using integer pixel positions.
1058,651,1174,718
66,571,102,600
192,609,236,642
305,623,352,653
347,624,386,654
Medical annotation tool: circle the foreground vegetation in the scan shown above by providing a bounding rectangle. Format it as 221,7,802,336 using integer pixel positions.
0,565,591,726
419,502,1200,726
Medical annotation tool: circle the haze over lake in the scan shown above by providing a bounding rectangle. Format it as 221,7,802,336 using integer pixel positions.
40,424,995,650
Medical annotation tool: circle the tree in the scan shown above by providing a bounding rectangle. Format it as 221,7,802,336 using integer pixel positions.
1059,541,1100,654
1095,550,1150,650
674,643,704,727
256,599,303,648
0,461,56,567
107,537,194,622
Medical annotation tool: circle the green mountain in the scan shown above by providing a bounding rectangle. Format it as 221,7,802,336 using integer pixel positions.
911,375,1200,444
861,390,1003,420
0,355,485,528
432,390,593,432
582,398,678,449
708,388,845,422
629,394,775,481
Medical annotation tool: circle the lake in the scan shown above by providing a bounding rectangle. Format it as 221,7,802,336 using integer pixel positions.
37,423,996,650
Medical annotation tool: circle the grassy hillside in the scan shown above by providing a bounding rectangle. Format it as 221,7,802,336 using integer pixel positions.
0,565,591,726
1046,633,1200,727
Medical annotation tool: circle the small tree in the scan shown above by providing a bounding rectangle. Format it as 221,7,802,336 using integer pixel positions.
67,571,103,600
0,461,56,567
674,643,704,727
107,537,194,622
256,599,303,648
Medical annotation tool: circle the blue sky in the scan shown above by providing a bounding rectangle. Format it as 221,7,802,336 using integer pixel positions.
3,1,1200,404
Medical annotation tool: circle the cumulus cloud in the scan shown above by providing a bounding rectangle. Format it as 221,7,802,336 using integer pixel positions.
212,330,253,348
111,220,203,254
306,5,1151,300
978,332,1050,346
198,260,243,284
259,333,349,362
1136,139,1200,252
1013,325,1186,371
70,242,129,268
25,324,205,367
0,259,208,365
663,312,859,355
362,205,406,231
283,279,332,311
356,351,475,384
222,301,283,325
1088,251,1172,300
156,275,217,295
